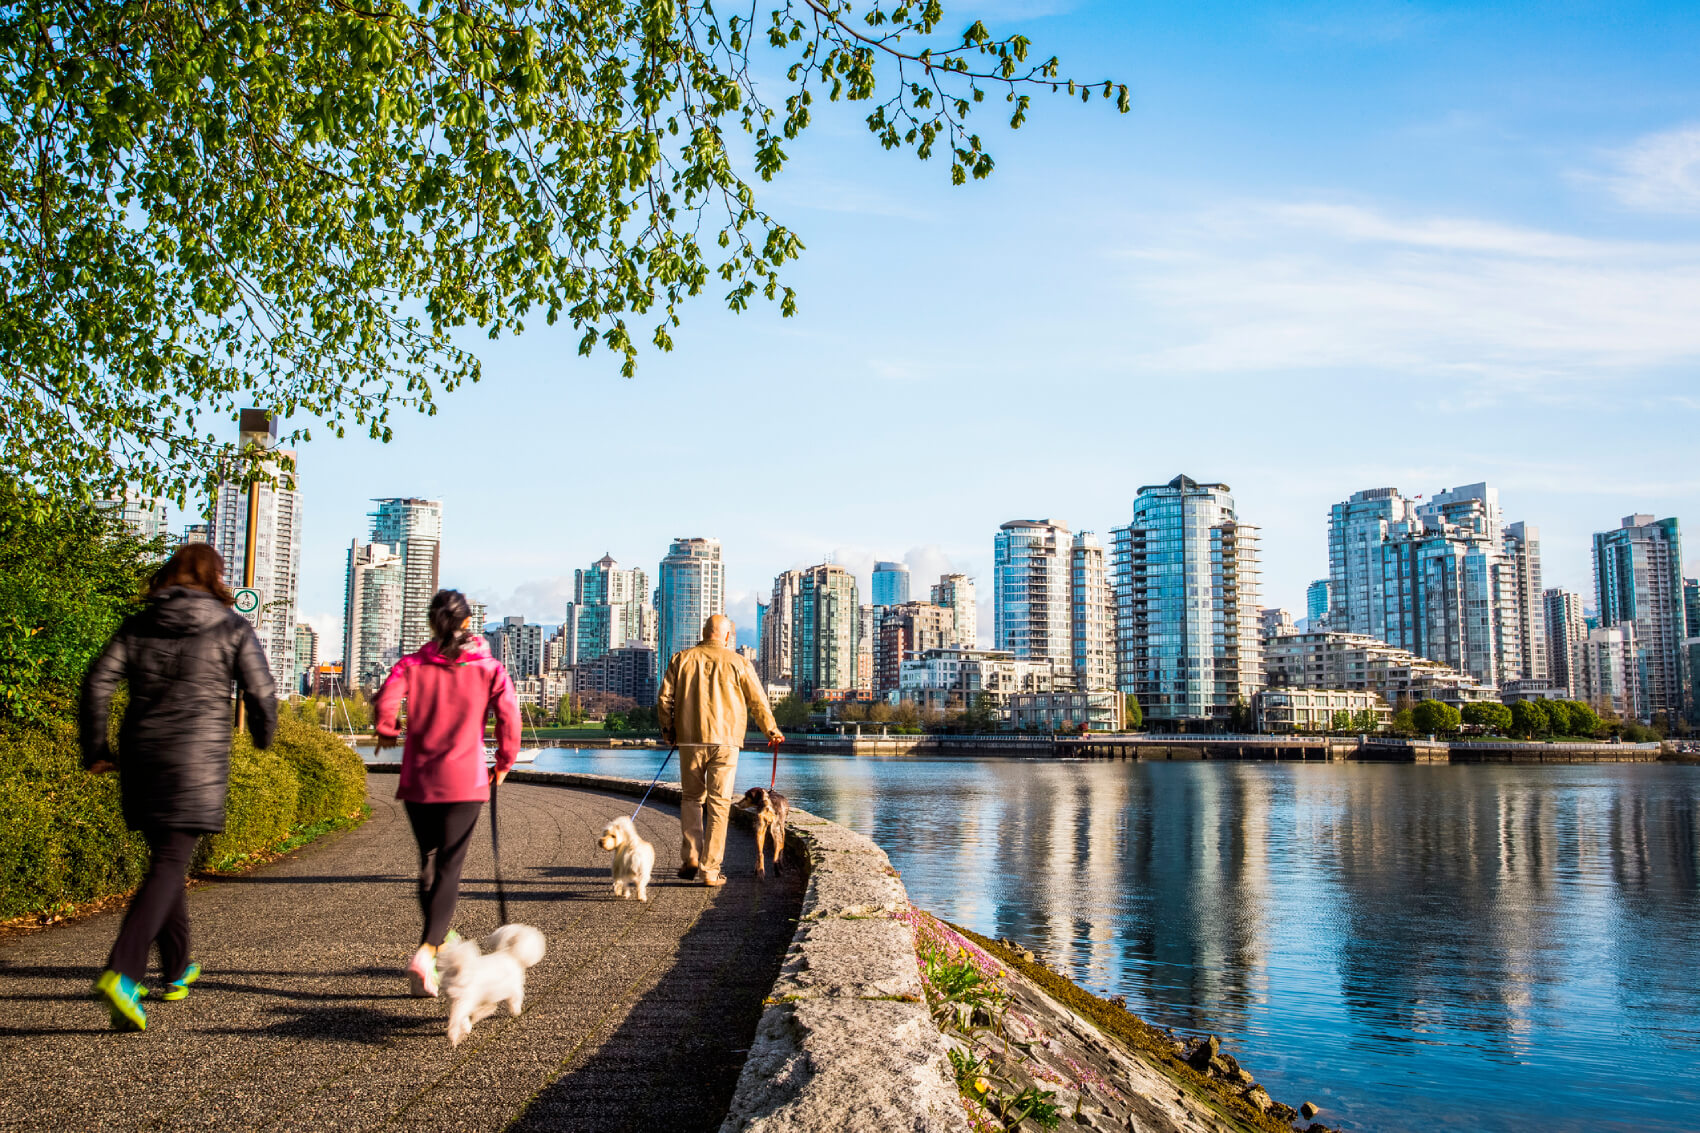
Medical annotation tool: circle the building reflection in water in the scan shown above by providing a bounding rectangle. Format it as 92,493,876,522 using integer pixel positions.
536,749,1700,1133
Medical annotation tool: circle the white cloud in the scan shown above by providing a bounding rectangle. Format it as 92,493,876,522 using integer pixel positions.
1603,125,1700,215
1109,200,1700,389
486,576,574,624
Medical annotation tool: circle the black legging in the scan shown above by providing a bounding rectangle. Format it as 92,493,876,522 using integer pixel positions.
403,801,483,947
107,828,199,983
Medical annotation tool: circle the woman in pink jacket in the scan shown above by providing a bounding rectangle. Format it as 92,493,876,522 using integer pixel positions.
374,590,520,997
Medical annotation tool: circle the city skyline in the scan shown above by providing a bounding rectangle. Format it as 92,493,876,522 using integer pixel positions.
130,1,1699,659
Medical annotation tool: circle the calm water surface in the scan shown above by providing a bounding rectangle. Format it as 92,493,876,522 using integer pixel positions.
532,749,1700,1132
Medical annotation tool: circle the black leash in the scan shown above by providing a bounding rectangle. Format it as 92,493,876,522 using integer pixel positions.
489,777,510,926
631,747,677,820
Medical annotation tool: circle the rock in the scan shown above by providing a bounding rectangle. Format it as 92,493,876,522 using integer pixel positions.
1185,1035,1220,1072
1301,1101,1320,1119
1231,1067,1254,1087
1207,1051,1240,1079
719,999,970,1132
767,917,925,1002
1272,1103,1298,1122
1108,994,1128,1009
1241,1085,1275,1113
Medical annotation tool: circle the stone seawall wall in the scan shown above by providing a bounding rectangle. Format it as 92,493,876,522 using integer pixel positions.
504,769,969,1133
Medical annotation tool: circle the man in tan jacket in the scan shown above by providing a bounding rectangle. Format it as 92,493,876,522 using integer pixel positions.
657,614,784,886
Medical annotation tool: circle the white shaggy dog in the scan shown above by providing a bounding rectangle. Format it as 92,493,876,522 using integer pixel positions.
436,924,546,1047
597,815,655,902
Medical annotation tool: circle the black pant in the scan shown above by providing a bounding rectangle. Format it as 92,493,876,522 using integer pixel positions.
404,801,483,947
107,828,199,982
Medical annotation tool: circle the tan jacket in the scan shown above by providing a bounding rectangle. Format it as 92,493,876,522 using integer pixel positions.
657,640,780,748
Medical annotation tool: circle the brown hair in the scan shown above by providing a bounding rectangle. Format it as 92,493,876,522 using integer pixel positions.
149,543,236,606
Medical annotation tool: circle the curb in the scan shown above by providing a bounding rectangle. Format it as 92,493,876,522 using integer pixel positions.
490,769,969,1133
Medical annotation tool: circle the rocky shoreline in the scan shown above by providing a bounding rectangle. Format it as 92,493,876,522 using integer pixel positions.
919,917,1338,1133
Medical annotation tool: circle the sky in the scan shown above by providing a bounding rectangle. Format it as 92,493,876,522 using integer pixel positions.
201,1,1700,650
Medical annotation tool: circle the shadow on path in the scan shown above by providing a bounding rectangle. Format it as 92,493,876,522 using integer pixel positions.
509,861,806,1133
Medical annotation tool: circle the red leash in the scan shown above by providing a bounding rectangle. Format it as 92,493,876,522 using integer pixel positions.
769,737,780,790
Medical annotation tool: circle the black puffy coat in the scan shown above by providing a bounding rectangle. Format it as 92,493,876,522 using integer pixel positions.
80,586,279,833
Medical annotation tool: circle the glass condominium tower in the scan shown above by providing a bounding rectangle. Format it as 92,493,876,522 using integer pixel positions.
871,561,911,607
1112,476,1263,724
994,519,1072,672
1593,514,1687,721
657,537,725,681
369,497,442,657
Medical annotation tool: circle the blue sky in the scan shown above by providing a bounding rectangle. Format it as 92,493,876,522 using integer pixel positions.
243,0,1700,648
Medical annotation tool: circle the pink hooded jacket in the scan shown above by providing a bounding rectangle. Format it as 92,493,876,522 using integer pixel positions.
375,636,521,804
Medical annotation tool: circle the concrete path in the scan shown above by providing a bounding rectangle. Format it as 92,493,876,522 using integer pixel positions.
0,780,804,1132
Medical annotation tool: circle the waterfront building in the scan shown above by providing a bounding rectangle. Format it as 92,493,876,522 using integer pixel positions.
543,625,570,674
871,561,911,608
491,615,545,683
793,564,858,697
513,674,573,716
342,541,404,689
929,573,978,649
468,599,488,639
1009,690,1122,733
1263,630,1499,709
1305,579,1332,626
855,603,877,691
1328,482,1534,689
574,644,657,706
311,663,345,699
1578,624,1642,720
657,537,725,680
760,569,804,686
1327,487,1418,641
1252,689,1390,734
897,647,1056,717
1503,522,1547,682
1259,608,1297,640
1112,477,1263,725
292,623,319,696
209,415,302,684
1593,514,1688,722
1071,533,1116,692
99,491,172,542
564,554,655,667
180,522,210,545
875,602,955,695
369,498,442,656
1687,578,1700,723
737,644,759,666
995,519,1072,672
1544,589,1587,698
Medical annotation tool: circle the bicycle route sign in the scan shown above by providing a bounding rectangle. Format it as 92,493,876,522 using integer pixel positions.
233,588,263,621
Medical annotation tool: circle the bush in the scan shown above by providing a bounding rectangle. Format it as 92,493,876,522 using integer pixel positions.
1462,702,1513,734
0,713,367,920
0,718,148,921
270,716,366,829
1510,698,1550,739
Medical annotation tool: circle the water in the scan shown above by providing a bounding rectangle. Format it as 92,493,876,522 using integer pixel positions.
531,748,1700,1132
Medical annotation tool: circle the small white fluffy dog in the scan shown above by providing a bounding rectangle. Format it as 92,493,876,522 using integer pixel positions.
436,924,546,1047
597,815,655,902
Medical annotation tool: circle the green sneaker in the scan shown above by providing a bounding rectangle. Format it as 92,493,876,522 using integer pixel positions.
92,969,147,1032
161,962,201,1001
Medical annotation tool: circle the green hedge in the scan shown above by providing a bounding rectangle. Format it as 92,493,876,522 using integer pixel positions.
0,714,367,921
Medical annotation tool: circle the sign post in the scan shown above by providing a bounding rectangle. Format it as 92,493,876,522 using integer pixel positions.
235,409,275,731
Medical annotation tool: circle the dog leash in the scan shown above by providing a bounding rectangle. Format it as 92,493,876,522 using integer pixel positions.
489,775,510,926
768,736,780,790
630,746,677,820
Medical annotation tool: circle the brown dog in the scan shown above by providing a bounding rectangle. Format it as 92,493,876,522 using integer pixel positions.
735,787,789,878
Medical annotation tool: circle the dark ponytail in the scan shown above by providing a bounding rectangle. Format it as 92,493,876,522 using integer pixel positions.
429,589,473,660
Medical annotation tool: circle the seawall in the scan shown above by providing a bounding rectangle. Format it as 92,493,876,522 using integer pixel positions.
503,768,970,1132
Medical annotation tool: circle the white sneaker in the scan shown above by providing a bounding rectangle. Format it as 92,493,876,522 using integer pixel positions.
406,946,439,998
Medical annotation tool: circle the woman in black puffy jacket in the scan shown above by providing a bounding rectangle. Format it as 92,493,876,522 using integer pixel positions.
80,542,278,1031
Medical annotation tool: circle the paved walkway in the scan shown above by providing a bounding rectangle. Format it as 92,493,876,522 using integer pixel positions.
0,780,804,1132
